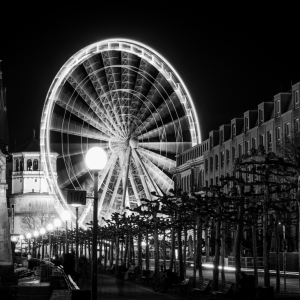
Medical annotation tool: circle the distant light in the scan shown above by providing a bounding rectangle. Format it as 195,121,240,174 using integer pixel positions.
47,224,54,231
33,231,39,237
54,218,62,227
85,147,107,171
11,236,18,242
62,210,71,221
26,233,32,239
19,234,25,240
40,228,46,235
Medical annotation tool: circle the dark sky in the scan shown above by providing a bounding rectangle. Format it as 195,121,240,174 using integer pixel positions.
1,3,300,148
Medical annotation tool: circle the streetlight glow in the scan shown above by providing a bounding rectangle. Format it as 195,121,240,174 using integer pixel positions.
62,210,71,221
33,231,39,237
40,228,46,235
26,233,32,239
47,223,54,231
11,236,18,242
19,235,24,240
85,147,108,171
54,218,62,227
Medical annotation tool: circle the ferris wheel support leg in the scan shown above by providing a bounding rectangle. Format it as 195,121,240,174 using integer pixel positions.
131,150,152,200
132,149,161,196
129,170,141,206
121,149,131,210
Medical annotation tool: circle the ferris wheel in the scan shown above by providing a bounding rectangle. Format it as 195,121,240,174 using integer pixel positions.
40,39,201,227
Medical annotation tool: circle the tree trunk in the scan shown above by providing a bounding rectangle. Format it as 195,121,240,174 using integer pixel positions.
145,229,150,271
196,216,203,280
221,221,226,283
275,222,280,293
115,235,120,276
110,238,114,267
193,222,197,288
205,227,210,261
169,217,175,272
177,214,184,280
104,242,108,270
154,214,160,278
263,180,270,287
234,196,244,288
213,218,221,291
124,235,128,268
252,218,258,286
183,226,187,277
163,230,167,271
128,231,132,267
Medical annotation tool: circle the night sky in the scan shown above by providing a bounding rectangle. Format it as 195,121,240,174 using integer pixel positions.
1,4,300,148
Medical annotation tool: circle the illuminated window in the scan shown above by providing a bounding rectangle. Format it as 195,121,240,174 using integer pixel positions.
33,159,38,171
221,151,224,168
276,127,281,144
226,149,230,165
15,159,19,171
215,154,219,170
267,130,272,151
245,141,249,155
232,124,236,138
245,116,249,132
294,118,300,133
259,134,264,146
27,159,32,171
238,143,242,156
232,146,236,161
259,109,264,126
210,157,213,172
275,100,280,117
251,137,256,149
285,122,290,137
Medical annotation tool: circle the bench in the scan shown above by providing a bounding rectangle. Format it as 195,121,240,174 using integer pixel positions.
210,282,235,300
174,277,190,294
141,271,154,284
192,278,212,295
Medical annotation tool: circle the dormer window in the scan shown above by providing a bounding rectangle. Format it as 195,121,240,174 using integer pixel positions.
259,109,264,126
294,90,299,109
275,100,280,117
33,159,38,171
232,124,236,138
245,117,249,132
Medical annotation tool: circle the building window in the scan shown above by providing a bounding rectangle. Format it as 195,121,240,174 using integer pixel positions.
294,118,300,133
205,159,208,173
276,127,281,144
221,151,224,168
226,149,230,165
210,136,213,149
215,154,219,170
210,157,213,172
33,159,38,171
220,129,224,144
259,109,264,125
294,90,299,109
20,160,24,171
251,137,256,149
27,159,32,171
210,178,213,187
232,146,236,161
245,116,249,132
216,176,219,186
275,100,280,117
285,122,290,137
232,124,236,138
267,130,272,151
259,134,264,147
238,143,242,157
245,141,249,155
15,159,19,171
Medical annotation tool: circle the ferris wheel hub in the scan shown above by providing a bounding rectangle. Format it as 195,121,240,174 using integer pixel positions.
129,137,139,149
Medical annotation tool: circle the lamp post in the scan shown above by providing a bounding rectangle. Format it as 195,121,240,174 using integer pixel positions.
62,210,71,254
85,147,107,300
54,218,62,255
47,223,54,258
40,228,46,259
33,231,39,258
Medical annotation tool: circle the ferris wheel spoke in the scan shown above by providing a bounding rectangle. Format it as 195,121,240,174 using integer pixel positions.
55,89,117,138
67,73,124,139
50,113,110,141
138,148,175,172
128,169,141,206
138,150,173,193
59,160,87,189
139,141,192,155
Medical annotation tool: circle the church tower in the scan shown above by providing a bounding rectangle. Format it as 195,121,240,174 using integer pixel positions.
0,61,9,149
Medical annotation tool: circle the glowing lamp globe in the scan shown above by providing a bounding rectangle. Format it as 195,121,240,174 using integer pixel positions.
47,224,54,231
33,231,39,237
26,233,32,239
11,236,18,242
85,147,107,171
62,210,71,221
54,218,62,227
19,234,24,240
40,228,46,235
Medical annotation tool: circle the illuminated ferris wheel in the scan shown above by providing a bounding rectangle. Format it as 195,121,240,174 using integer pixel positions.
40,39,201,227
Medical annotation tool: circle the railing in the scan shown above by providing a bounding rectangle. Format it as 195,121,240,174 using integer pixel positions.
228,256,264,268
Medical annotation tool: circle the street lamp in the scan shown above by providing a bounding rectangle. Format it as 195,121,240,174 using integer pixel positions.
62,210,71,254
85,146,107,300
47,223,54,258
40,228,46,259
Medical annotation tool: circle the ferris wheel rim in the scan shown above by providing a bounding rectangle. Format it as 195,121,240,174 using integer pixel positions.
40,38,201,227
